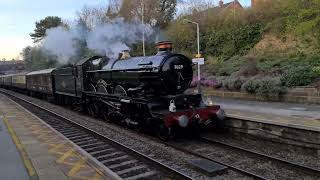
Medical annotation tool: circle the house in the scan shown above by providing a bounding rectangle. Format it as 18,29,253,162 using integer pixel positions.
251,0,268,7
218,0,244,9
0,60,26,75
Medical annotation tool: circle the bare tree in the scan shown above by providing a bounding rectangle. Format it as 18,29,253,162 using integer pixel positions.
108,0,121,13
179,0,215,15
76,0,125,29
119,0,177,27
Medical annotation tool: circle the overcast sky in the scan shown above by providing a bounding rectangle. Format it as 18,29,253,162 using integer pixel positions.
0,0,251,60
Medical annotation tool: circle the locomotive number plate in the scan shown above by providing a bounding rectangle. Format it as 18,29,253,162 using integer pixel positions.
174,65,184,70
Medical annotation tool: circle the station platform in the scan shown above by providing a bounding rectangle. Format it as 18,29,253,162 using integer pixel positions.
0,110,30,180
0,94,108,180
210,96,320,132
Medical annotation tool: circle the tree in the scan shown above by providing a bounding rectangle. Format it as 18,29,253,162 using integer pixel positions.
178,0,214,16
21,46,32,67
21,46,57,70
119,0,177,27
30,16,64,43
157,0,178,27
76,3,122,30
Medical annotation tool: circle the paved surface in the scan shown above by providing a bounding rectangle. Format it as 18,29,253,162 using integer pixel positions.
208,96,320,132
0,94,107,180
0,117,31,180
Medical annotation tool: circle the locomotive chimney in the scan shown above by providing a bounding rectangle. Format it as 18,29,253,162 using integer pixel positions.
155,31,172,55
118,50,131,60
155,41,173,55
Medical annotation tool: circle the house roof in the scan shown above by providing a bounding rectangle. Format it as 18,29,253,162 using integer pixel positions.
219,0,243,9
27,68,56,76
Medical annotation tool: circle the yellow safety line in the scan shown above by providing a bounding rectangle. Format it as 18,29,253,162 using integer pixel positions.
67,158,86,177
2,97,106,180
49,143,66,153
3,116,37,177
89,172,104,180
56,149,76,163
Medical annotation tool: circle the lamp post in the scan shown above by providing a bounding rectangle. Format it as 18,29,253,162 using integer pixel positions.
141,0,146,56
183,19,202,94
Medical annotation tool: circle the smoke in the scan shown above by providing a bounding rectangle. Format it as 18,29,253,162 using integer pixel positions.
86,20,153,58
42,27,83,64
41,18,154,64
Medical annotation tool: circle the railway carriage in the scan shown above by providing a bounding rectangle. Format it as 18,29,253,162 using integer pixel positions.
3,74,13,88
12,73,27,90
26,68,55,98
0,75,3,87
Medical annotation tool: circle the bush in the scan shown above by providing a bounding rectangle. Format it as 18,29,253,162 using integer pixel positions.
222,77,246,91
313,66,320,75
204,23,263,58
241,79,260,94
281,66,319,87
256,78,285,100
241,77,286,100
201,79,221,88
191,76,223,89
215,56,247,76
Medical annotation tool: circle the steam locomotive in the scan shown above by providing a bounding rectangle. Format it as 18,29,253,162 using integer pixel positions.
0,41,225,140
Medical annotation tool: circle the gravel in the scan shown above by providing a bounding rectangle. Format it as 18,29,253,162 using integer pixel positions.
172,138,320,180
206,133,320,170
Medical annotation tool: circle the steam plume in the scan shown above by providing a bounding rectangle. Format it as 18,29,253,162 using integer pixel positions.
41,18,154,64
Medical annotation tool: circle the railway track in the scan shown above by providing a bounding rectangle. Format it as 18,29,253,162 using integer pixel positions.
164,142,268,180
163,136,320,180
199,136,320,175
3,91,193,180
3,89,319,179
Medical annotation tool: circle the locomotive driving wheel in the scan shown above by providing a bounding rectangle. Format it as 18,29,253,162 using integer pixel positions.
87,84,97,117
97,81,111,122
158,124,171,141
97,80,110,94
113,85,127,96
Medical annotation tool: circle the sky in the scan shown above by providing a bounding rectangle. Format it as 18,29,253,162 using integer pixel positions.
0,0,251,60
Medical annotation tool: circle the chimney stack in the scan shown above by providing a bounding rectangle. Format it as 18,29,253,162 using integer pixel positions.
219,0,224,7
251,0,256,7
155,41,173,54
155,31,172,55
